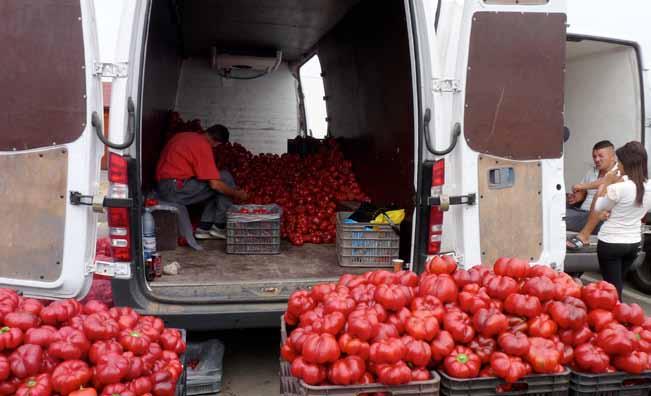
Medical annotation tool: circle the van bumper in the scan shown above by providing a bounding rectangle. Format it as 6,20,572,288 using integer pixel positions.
564,251,646,274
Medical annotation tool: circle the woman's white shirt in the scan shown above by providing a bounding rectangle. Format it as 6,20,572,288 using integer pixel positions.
595,177,651,244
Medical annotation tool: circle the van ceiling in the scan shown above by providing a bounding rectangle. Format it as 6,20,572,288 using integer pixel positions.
180,0,361,61
566,40,631,60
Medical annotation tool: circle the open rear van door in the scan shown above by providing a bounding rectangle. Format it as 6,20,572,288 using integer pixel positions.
0,0,103,299
412,0,567,269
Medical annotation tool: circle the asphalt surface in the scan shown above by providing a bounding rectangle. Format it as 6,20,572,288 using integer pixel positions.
191,275,651,396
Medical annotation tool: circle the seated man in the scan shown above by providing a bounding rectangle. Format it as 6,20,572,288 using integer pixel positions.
156,124,248,240
566,140,618,250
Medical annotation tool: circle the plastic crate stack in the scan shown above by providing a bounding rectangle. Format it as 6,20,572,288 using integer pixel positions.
185,339,225,396
336,211,400,267
226,204,282,254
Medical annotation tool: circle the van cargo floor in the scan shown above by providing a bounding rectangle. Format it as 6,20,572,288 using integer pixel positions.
151,240,381,286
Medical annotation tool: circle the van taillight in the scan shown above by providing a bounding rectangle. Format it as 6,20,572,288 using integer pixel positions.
428,159,445,254
107,152,131,261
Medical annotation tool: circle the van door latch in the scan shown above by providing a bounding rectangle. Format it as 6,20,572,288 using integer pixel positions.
432,78,461,93
429,194,476,211
70,191,132,213
93,62,128,78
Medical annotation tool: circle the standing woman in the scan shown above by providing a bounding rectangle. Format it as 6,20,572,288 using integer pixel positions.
594,141,651,299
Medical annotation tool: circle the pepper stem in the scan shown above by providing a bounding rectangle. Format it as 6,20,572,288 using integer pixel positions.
456,353,469,364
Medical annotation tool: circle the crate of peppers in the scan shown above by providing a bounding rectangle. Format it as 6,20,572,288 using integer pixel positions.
0,288,186,396
280,255,651,396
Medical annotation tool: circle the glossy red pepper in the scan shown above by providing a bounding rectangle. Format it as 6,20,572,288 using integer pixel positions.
526,337,561,373
0,326,23,351
94,353,129,386
444,346,481,378
410,296,445,321
581,281,619,311
376,361,412,385
101,383,136,396
51,360,92,395
4,312,40,332
418,274,458,303
0,356,8,382
469,335,496,364
411,368,431,381
597,326,636,356
48,326,91,360
328,356,366,385
386,307,411,334
18,299,44,316
403,338,432,367
490,352,530,383
506,315,529,334
405,311,440,341
338,334,370,360
83,312,120,341
369,337,406,365
371,322,400,343
587,309,615,332
89,340,124,364
134,317,165,343
452,269,482,288
430,330,455,362
40,351,58,375
443,311,475,344
504,294,542,319
109,307,140,331
528,314,558,339
613,351,649,374
280,340,297,363
425,255,457,274
288,327,314,355
350,284,376,303
559,326,594,347
323,293,356,316
70,387,98,396
613,303,645,327
522,276,556,302
458,287,491,315
573,343,610,373
493,257,530,278
472,308,508,338
83,299,109,315
24,326,57,347
396,270,419,287
128,376,153,396
0,377,21,396
498,332,530,357
312,311,346,336
40,300,81,326
547,297,587,330
484,275,519,301
553,273,582,300
302,333,340,364
374,284,411,311
119,329,152,356
9,344,43,379
632,326,651,353
290,356,327,385
123,352,145,380
528,265,558,279
16,374,52,396
159,329,186,354
287,290,316,318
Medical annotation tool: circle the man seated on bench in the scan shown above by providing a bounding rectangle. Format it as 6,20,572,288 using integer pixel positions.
156,124,248,240
566,140,618,250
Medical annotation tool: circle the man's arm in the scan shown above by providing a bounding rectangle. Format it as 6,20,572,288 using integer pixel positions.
574,169,620,192
209,179,248,201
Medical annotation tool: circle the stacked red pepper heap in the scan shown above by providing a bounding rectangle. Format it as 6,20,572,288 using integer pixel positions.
0,289,186,396
281,256,651,387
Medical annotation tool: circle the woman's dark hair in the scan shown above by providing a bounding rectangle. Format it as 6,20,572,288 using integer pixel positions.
616,141,648,206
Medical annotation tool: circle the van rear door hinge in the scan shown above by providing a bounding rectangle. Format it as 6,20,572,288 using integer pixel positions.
69,191,132,213
429,193,476,211
93,62,128,78
432,78,461,93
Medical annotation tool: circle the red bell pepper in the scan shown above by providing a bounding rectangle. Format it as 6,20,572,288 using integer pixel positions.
493,257,530,278
581,281,619,311
288,327,314,355
597,326,636,356
370,322,400,343
613,351,649,374
24,326,57,347
506,316,528,334
123,352,145,380
18,299,44,316
328,356,366,385
302,333,340,364
83,300,109,315
504,294,542,319
403,338,432,367
338,334,370,360
4,312,40,332
396,270,419,287
135,317,165,343
100,383,136,396
287,290,316,318
528,314,558,339
128,377,153,396
83,312,120,341
469,335,496,364
410,296,445,321
48,326,91,360
559,326,594,347
472,308,508,338
554,341,574,365
411,368,431,381
613,303,645,327
94,353,130,386
547,297,587,330
310,283,337,301
67,315,87,332
40,300,81,325
350,284,376,303
573,343,610,373
452,269,482,288
528,265,558,279
339,273,366,288
374,284,411,312
16,374,52,396
522,276,556,302
484,275,519,301
0,356,8,382
0,326,23,351
0,377,21,396
9,344,43,379
159,329,186,355
345,313,377,342
443,311,475,344
526,337,561,373
52,360,92,395
588,309,615,332
369,337,406,364
632,326,651,353
119,330,152,356
458,289,490,315
89,340,124,364
405,311,440,341
553,273,582,300
290,356,327,385
40,351,58,375
490,352,530,383
108,307,140,331
280,340,297,363
430,330,455,362
311,311,346,336
70,387,98,396
418,274,458,303
323,294,356,316
376,361,412,385
444,346,481,378
498,332,530,357
425,255,457,274
386,307,411,334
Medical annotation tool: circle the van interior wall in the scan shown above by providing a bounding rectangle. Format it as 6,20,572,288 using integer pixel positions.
173,61,299,155
317,0,415,213
564,42,642,189
140,0,183,192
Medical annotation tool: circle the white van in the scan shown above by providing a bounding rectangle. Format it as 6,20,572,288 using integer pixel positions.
1,0,648,329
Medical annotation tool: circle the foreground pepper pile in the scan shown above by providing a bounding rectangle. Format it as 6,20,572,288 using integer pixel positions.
0,289,186,396
281,256,651,386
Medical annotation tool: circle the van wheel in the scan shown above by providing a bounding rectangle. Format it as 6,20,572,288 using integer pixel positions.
630,258,651,294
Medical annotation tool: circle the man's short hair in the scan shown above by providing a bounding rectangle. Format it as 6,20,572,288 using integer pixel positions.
593,140,614,151
205,124,229,143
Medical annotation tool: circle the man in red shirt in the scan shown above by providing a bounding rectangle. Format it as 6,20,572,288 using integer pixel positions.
156,124,248,239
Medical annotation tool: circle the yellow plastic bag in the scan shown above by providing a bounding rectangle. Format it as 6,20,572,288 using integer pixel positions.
371,209,405,225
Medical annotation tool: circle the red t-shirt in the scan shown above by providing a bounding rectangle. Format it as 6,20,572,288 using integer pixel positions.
155,132,220,181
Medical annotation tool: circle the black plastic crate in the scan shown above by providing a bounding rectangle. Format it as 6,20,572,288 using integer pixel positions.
438,368,570,396
570,370,651,396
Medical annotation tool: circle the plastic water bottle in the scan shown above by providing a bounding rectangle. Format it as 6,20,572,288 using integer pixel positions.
143,208,157,261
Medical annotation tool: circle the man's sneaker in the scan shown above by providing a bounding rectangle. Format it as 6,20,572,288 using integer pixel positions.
209,225,227,240
194,227,216,240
